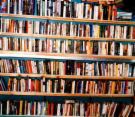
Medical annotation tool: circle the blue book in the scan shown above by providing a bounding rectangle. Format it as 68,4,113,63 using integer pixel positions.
90,24,93,37
34,0,37,15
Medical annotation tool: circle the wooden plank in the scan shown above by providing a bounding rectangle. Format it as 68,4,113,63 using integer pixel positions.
0,51,135,61
1,14,135,25
0,91,133,97
0,32,135,42
0,73,135,80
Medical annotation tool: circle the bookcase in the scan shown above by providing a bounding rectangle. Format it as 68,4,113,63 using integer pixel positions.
0,0,135,116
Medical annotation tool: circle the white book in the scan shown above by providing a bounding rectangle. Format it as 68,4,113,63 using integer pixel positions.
110,25,114,38
4,19,6,32
19,21,23,33
94,5,99,20
70,22,73,36
57,0,61,17
28,38,32,52
38,39,42,52
54,80,58,93
56,23,61,35
102,103,107,115
80,3,84,18
3,37,8,50
0,103,2,115
128,43,132,56
52,2,55,17
57,104,61,116
123,26,127,39
20,79,25,92
28,79,31,92
14,0,17,14
120,43,123,56
21,39,25,51
40,0,43,16
133,67,135,77
80,103,84,116
16,60,20,73
85,4,89,18
63,1,66,17
27,102,30,115
6,100,9,115
39,61,44,74
7,0,10,14
0,17,2,32
48,1,51,16
31,61,36,74
45,0,48,16
13,78,17,91
18,0,22,14
81,81,84,93
130,26,133,39
34,21,39,34
38,102,41,115
56,40,60,53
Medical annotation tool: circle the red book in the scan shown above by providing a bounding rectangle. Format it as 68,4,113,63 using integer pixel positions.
51,103,54,115
31,80,35,91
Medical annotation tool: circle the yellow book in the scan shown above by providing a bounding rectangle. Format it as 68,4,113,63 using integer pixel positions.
19,100,23,115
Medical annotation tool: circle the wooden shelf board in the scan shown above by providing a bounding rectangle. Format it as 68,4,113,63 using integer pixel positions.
0,32,135,42
1,14,135,25
0,91,133,97
0,51,134,61
0,32,90,41
82,0,114,2
0,73,135,80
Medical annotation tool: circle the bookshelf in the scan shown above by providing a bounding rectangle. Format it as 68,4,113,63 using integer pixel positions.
0,0,135,116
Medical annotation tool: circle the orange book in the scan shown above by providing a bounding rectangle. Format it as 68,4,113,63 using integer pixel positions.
111,81,116,94
35,80,41,92
9,20,14,32
25,21,29,33
7,78,11,91
26,60,32,73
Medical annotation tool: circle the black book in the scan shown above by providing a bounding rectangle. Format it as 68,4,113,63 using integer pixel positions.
57,79,61,93
115,42,120,55
35,39,39,52
103,5,108,20
60,1,64,17
66,1,70,17
132,44,135,56
93,41,98,54
10,0,14,14
66,61,74,75
70,2,75,18
64,80,72,93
